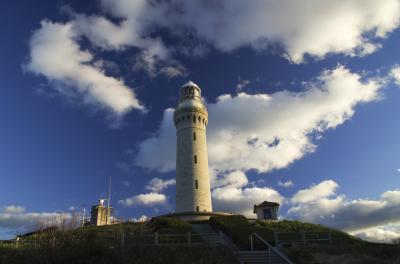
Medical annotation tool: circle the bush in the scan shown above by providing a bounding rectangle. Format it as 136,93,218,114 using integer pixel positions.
149,217,192,233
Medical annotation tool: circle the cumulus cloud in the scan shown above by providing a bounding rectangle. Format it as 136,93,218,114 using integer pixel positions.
131,215,149,222
288,182,400,235
135,66,384,175
390,65,400,86
0,206,71,239
26,21,144,115
4,205,25,214
146,177,176,192
154,0,400,62
236,79,251,92
118,192,167,207
278,180,294,188
212,184,284,217
352,224,400,243
27,1,400,117
291,180,338,203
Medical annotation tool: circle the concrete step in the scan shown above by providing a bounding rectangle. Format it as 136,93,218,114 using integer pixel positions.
237,250,290,264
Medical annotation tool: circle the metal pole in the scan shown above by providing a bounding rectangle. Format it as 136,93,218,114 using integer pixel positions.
81,207,86,228
302,231,306,247
250,234,254,251
188,232,191,246
155,232,158,245
107,176,112,209
219,231,224,245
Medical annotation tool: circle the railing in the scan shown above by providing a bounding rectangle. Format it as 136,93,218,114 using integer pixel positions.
274,231,332,247
250,233,294,264
13,232,223,249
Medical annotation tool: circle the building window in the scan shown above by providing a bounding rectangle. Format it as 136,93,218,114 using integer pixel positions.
263,208,272,219
195,180,198,189
193,115,196,123
196,206,199,212
194,155,197,164
193,132,196,141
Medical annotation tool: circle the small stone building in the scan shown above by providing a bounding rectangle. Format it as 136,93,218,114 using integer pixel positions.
253,201,279,221
90,199,112,226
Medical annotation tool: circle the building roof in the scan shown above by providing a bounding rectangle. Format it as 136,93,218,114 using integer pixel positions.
181,80,199,88
254,200,280,208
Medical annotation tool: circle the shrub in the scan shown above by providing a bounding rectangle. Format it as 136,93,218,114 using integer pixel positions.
149,217,192,233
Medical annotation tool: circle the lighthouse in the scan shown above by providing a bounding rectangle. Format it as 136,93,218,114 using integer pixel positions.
174,81,212,213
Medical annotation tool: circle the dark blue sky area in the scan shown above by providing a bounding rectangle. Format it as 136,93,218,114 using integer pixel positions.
0,0,399,230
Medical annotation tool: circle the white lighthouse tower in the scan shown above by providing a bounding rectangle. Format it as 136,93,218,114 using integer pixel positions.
174,81,212,213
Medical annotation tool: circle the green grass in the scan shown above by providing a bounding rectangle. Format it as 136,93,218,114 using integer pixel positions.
209,215,363,250
285,244,400,264
0,245,238,264
2,215,399,264
0,217,238,264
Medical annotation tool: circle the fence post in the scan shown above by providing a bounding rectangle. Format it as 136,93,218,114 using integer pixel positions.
219,231,224,245
187,232,191,246
155,232,158,245
121,230,125,247
15,237,19,249
328,232,332,245
302,231,306,247
273,230,278,246
250,234,254,251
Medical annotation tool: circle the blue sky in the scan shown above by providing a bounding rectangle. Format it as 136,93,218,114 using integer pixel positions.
1,0,400,242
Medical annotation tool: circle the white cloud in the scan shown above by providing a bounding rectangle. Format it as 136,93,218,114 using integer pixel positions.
291,180,338,203
0,206,71,239
146,178,176,192
212,183,284,217
131,215,149,222
159,64,188,78
118,192,166,207
213,171,249,188
4,205,25,214
236,79,251,92
278,180,294,188
390,65,400,86
134,109,176,172
67,0,400,65
135,66,383,175
68,206,76,211
287,182,400,234
26,20,144,115
154,0,400,62
351,224,400,243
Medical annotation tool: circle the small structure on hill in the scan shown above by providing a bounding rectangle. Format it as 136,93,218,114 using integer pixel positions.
253,201,279,221
90,199,112,226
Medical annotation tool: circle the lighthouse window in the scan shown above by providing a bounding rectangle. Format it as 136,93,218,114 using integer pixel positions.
194,155,197,164
193,115,196,123
195,180,198,189
193,132,196,141
196,206,199,212
198,116,201,122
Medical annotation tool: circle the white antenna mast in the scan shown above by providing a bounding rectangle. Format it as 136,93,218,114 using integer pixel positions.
107,176,112,209
81,205,86,228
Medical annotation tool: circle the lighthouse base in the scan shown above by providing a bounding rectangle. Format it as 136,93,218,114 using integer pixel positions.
157,211,233,222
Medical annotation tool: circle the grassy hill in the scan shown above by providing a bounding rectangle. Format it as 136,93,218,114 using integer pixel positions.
1,215,399,264
209,215,400,264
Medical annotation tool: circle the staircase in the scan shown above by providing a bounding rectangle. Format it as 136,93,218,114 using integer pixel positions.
236,233,294,264
237,250,291,264
192,224,294,264
191,223,221,247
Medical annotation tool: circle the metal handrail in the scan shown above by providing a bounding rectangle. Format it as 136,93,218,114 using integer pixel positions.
250,232,294,264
